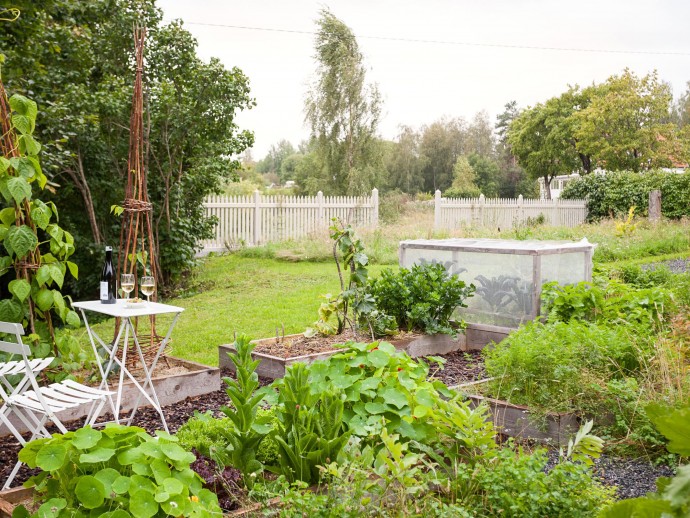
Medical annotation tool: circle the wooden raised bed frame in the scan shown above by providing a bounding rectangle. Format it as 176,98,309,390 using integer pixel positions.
219,332,468,379
0,356,220,438
452,380,580,446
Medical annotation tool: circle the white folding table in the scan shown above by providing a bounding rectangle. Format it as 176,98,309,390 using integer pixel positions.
72,299,184,432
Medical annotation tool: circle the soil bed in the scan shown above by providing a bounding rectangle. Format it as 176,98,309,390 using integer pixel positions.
0,368,673,504
428,349,486,386
253,330,422,358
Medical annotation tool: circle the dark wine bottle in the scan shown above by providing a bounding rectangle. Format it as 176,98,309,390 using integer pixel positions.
100,246,116,304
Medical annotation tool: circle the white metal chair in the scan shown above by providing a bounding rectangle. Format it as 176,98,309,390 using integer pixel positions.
0,321,113,489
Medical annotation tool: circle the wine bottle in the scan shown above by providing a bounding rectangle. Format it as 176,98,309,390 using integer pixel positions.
100,246,116,304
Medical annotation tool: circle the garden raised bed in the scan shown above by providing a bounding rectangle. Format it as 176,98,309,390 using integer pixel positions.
0,356,220,437
453,380,580,446
219,332,466,379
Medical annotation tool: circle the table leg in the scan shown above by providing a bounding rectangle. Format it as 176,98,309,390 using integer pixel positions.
125,313,181,433
79,308,127,422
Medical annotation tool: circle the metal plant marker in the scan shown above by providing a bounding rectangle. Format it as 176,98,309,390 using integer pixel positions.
118,26,162,364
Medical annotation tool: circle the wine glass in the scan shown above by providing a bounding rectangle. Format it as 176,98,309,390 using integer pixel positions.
120,274,135,301
140,276,155,302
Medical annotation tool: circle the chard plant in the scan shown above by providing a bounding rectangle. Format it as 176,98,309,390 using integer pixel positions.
15,425,221,518
221,335,272,488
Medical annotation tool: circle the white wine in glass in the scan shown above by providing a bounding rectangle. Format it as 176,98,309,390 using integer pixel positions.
140,276,155,301
121,274,135,300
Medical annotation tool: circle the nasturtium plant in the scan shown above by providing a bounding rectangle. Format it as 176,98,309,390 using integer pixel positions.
0,89,81,364
307,341,455,443
17,425,222,517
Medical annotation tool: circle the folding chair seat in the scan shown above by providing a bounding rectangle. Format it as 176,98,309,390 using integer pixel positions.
0,321,113,489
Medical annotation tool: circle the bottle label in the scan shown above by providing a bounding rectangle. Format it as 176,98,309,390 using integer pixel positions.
100,281,108,300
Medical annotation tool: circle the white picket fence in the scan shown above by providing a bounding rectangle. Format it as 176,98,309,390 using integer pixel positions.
201,189,379,253
434,191,587,230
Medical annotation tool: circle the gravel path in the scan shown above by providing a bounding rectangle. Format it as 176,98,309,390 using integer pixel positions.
642,258,690,274
0,368,674,501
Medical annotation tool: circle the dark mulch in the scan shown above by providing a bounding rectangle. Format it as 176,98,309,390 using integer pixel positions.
254,330,422,358
0,363,675,502
427,349,487,386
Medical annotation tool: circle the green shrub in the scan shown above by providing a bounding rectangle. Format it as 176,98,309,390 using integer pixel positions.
541,279,672,330
368,263,475,336
460,446,615,517
618,263,673,288
561,170,690,221
17,425,221,517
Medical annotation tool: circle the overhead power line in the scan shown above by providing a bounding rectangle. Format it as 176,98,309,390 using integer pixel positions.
178,21,690,57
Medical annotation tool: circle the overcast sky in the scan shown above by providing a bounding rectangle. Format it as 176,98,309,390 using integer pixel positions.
158,0,690,159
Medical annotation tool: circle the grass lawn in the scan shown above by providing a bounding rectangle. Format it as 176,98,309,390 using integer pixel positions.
75,255,391,367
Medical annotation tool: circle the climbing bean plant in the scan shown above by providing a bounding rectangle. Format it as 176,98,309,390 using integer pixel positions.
0,88,82,373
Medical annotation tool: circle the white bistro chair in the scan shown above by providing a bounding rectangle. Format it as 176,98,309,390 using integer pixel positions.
0,321,113,489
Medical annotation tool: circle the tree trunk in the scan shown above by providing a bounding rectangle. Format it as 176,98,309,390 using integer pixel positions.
543,174,552,200
65,150,102,244
579,153,592,174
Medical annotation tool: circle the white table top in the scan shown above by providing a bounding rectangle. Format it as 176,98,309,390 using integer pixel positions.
73,299,185,318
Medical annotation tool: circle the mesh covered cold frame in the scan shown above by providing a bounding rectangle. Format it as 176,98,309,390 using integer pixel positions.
399,238,595,329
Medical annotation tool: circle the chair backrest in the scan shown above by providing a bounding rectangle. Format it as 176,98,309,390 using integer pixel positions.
0,322,29,357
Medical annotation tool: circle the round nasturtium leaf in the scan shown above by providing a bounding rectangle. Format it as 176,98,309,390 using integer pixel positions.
150,459,171,484
160,443,193,463
75,475,106,509
154,489,170,503
111,475,131,495
160,494,187,517
35,443,68,471
129,490,159,518
128,474,156,495
162,477,184,496
36,497,66,518
94,468,120,497
132,462,153,476
80,447,116,464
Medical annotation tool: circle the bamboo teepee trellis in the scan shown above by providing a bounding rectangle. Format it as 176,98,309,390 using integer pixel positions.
118,26,162,362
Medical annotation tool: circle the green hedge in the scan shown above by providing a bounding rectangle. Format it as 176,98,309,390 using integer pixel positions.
561,170,690,221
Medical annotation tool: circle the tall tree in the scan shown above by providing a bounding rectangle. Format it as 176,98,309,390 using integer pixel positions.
445,155,480,197
508,102,580,199
672,81,690,129
574,70,684,172
385,125,425,194
255,139,296,181
304,9,383,195
418,117,467,192
0,1,254,292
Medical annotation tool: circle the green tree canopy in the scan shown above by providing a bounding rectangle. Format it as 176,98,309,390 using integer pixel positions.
0,1,254,292
574,70,684,172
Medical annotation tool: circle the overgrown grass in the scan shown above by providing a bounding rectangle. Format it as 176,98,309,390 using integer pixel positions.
233,204,690,266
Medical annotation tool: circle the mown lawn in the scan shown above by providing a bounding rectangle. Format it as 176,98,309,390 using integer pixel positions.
75,255,391,367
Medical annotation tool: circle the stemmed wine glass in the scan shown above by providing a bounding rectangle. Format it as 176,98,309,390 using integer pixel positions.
140,276,155,302
121,273,135,301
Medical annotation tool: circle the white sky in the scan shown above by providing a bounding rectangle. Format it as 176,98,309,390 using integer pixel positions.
158,0,690,159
